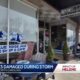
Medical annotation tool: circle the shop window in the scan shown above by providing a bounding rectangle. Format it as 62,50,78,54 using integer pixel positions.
9,0,38,61
0,0,8,62
0,0,38,63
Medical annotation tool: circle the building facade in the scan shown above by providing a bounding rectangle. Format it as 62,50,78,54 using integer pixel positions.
0,0,79,63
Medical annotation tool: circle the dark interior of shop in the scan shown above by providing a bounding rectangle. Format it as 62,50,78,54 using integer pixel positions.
51,24,66,50
39,21,66,51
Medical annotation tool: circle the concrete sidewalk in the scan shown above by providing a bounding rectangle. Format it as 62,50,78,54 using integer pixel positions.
55,73,80,80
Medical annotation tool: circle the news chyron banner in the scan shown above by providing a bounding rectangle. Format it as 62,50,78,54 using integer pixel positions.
0,63,57,73
0,64,80,73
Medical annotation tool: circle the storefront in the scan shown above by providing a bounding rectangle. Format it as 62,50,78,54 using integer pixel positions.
0,0,78,63
0,0,59,64
50,18,77,60
0,0,38,63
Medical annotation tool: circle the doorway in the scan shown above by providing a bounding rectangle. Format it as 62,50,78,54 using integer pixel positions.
39,28,50,54
39,28,45,53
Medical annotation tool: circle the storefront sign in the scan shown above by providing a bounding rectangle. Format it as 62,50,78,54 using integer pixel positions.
0,44,28,54
61,4,80,17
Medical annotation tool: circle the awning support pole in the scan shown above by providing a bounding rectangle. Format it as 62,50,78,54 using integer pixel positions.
7,0,10,64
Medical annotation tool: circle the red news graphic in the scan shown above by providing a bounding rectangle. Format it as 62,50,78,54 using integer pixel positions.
62,65,76,71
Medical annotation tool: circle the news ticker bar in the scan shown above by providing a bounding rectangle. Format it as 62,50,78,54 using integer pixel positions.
0,64,57,72
0,64,80,73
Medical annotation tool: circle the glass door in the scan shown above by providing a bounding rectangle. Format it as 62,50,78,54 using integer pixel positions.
39,28,50,54
39,28,45,53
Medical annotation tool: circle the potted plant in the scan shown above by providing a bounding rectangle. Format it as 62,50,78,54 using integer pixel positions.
46,45,58,63
62,41,70,61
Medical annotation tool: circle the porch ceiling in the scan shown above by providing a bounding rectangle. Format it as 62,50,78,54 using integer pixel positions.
39,1,60,22
45,0,80,11
44,0,80,23
24,0,60,22
22,0,78,25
